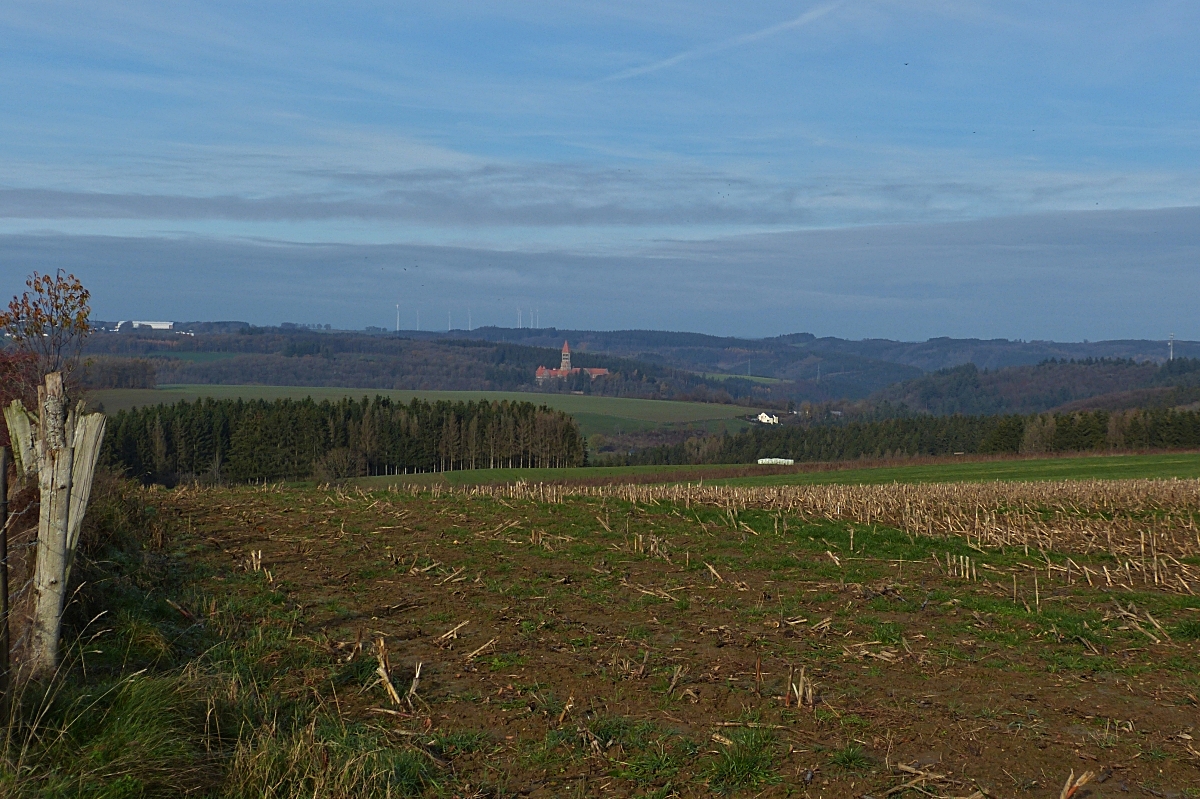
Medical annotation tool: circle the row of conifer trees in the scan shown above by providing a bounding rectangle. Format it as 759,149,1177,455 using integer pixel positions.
606,407,1200,466
101,396,585,484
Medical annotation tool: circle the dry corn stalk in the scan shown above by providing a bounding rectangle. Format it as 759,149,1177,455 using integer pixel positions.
374,637,403,706
1060,770,1094,799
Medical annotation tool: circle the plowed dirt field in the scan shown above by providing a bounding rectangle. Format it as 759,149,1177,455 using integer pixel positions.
166,482,1200,798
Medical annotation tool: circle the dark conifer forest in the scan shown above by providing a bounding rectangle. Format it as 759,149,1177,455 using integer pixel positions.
103,396,585,484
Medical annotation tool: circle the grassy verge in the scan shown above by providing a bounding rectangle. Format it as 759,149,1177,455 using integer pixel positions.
1,478,438,798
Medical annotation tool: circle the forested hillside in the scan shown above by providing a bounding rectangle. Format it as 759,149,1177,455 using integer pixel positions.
80,324,1197,411
429,327,922,398
103,395,584,484
83,329,788,404
418,326,1192,375
872,358,1200,415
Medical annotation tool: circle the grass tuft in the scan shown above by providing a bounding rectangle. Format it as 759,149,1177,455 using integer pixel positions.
226,720,434,798
829,743,873,773
430,729,491,756
705,728,779,794
613,741,680,786
1174,618,1200,640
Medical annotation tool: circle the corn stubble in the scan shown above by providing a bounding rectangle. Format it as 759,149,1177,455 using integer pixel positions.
469,478,1200,593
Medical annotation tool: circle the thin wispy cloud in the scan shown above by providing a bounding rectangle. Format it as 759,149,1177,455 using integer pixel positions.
600,2,843,82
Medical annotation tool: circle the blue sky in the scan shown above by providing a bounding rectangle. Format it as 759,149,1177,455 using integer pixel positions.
2,2,1198,338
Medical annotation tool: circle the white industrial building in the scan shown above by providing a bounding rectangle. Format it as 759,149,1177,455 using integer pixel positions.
115,320,174,331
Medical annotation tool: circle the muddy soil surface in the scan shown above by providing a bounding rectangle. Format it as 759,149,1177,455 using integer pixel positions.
166,486,1200,798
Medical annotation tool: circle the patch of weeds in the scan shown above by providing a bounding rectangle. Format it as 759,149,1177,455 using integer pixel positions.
487,652,529,672
840,714,871,731
873,621,903,645
613,741,680,786
1175,618,1200,640
813,708,838,726
675,597,691,611
1088,725,1121,749
1041,650,1100,674
705,728,779,794
6,670,212,797
430,730,490,756
114,611,175,665
230,719,437,798
829,743,873,773
637,788,676,799
331,654,377,687
588,716,656,751
626,625,652,641
527,688,566,719
526,730,574,768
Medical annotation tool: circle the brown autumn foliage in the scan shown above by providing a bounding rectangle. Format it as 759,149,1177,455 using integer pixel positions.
0,269,92,385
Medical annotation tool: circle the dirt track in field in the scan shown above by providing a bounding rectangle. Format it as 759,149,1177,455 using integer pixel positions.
168,484,1200,798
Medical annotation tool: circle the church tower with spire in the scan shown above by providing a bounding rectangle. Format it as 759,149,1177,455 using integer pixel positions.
535,340,608,383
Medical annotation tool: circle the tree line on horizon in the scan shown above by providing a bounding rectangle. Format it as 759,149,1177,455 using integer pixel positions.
102,395,585,484
599,407,1200,466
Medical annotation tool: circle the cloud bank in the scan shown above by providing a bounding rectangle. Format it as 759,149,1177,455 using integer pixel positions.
2,206,1196,341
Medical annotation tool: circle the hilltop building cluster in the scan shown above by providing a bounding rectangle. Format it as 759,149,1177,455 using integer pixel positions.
535,341,610,383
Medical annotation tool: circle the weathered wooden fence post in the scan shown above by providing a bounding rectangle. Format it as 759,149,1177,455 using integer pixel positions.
3,372,106,677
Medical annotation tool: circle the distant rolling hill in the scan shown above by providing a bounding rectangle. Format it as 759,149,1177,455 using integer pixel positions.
871,358,1200,415
414,326,1192,373
79,323,1198,413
